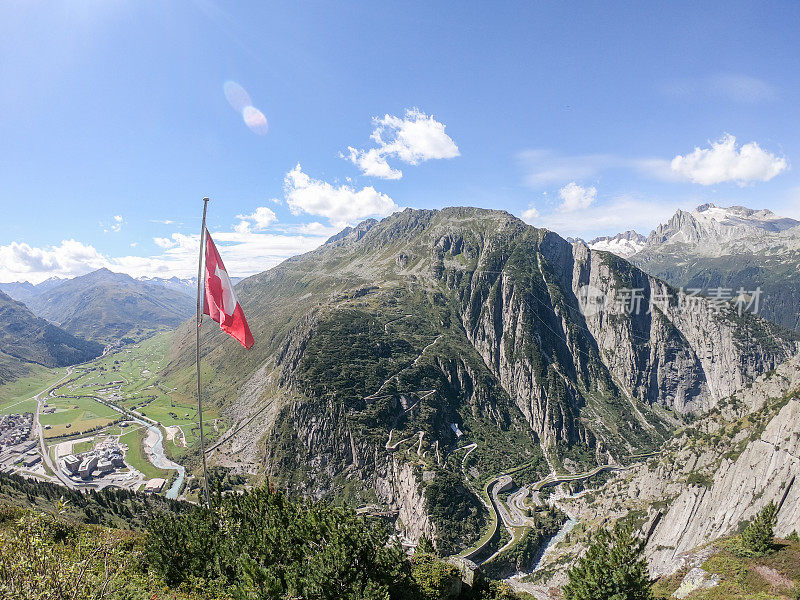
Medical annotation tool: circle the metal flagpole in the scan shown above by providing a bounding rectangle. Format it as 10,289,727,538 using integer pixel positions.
195,197,211,508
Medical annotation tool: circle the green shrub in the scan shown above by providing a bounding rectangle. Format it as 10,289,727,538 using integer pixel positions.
741,502,777,556
686,472,713,488
410,554,460,600
147,485,416,600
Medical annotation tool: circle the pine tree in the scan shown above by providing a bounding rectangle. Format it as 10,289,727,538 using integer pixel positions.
563,522,652,600
741,501,777,555
415,535,436,555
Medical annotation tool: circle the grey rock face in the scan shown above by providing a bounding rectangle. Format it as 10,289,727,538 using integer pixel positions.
633,203,800,331
647,398,800,576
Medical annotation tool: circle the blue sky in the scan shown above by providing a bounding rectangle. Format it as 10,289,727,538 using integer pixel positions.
1,1,799,282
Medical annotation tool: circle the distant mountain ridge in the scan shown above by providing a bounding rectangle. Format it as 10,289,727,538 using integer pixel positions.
137,275,197,297
0,291,103,383
587,230,646,257
646,203,800,248
137,275,242,296
0,277,67,304
631,203,800,331
23,268,194,344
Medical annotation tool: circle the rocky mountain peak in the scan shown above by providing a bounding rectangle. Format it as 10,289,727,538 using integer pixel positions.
647,203,800,248
588,230,646,257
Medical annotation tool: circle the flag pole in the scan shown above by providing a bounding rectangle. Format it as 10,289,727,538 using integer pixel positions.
195,197,211,508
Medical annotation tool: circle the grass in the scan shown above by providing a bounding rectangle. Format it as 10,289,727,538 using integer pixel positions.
118,425,169,480
0,365,67,415
57,334,218,449
71,439,94,454
653,535,800,599
39,396,119,438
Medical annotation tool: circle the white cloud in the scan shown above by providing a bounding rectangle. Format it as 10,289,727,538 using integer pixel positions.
521,205,539,222
344,108,459,179
294,222,341,236
670,134,788,185
709,74,777,103
558,182,596,212
100,215,124,233
284,164,400,227
518,150,677,186
0,240,109,283
1,228,330,284
154,237,177,249
235,206,278,232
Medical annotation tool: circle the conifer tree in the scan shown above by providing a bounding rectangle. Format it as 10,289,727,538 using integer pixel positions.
563,522,652,600
741,501,778,555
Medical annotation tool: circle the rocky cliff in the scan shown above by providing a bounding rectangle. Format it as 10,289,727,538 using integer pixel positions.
540,354,800,582
646,394,800,576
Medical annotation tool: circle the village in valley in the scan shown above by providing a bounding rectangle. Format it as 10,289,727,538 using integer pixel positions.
0,333,214,500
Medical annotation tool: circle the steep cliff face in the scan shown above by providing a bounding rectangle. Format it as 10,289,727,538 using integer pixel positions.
167,207,797,550
541,354,800,582
646,396,800,576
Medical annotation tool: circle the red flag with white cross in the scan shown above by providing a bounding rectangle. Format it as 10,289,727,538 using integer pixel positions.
202,229,254,349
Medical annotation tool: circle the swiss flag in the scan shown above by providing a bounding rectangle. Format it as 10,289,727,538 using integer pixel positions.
202,230,254,349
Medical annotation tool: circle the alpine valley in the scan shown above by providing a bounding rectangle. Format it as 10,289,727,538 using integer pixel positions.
3,205,800,599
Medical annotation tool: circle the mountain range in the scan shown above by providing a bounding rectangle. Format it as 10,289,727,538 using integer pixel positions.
0,276,67,304
166,207,797,553
587,230,646,257
567,203,800,332
0,290,103,383
3,268,194,345
3,202,799,591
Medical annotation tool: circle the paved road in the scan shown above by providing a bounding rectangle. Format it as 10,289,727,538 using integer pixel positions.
461,462,629,565
33,368,78,488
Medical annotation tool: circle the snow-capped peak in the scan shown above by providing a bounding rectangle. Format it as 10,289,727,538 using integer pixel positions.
588,230,646,258
648,203,800,248
690,203,798,232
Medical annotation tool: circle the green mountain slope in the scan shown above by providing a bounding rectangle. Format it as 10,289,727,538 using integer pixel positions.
0,290,103,383
26,268,194,344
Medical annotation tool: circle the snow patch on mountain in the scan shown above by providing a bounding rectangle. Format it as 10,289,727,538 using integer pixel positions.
647,203,800,250
588,230,646,257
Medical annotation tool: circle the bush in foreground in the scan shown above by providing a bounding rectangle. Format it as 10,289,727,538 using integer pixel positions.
147,486,414,600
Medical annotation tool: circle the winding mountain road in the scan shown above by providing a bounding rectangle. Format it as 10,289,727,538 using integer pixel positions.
460,463,628,565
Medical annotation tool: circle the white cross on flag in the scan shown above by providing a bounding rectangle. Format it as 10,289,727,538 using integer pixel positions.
202,229,254,349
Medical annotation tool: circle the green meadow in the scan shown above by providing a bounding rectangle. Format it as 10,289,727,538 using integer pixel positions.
0,366,67,415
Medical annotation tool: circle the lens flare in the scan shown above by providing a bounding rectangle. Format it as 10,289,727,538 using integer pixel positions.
242,106,269,135
223,81,252,112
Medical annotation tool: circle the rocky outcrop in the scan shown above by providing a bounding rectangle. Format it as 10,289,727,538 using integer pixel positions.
647,397,800,576
645,203,800,249
375,459,436,544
